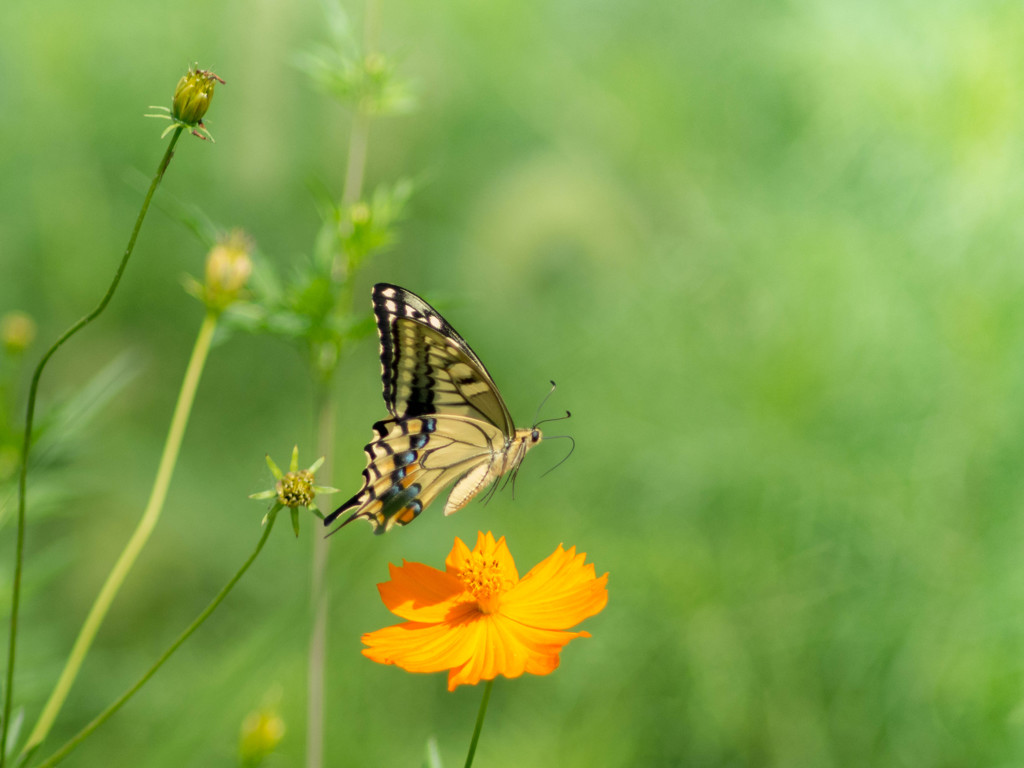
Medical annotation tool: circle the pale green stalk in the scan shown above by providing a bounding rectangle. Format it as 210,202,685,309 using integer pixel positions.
305,389,334,768
31,511,278,768
21,309,218,759
306,111,371,768
305,10,376,763
463,680,494,768
1,127,184,766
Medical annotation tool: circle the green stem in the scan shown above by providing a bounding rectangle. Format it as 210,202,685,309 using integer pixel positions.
305,20,377,762
305,384,334,768
341,109,370,209
1,127,183,766
463,680,494,768
20,308,217,759
31,512,278,768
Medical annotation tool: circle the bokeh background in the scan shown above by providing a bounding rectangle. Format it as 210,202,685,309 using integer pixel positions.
4,0,1024,765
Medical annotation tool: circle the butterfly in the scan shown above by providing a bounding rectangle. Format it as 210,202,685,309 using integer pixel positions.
325,283,544,534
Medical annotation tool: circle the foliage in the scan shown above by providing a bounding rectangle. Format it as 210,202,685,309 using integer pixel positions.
4,0,1024,766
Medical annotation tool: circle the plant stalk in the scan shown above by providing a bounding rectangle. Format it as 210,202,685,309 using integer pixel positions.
306,384,334,768
305,18,376,759
1,127,184,765
21,308,217,758
463,680,494,768
31,511,278,768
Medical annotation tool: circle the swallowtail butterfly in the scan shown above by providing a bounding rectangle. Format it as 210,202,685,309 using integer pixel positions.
325,283,543,534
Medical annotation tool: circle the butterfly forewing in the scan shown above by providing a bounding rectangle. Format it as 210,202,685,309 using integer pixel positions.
374,285,515,435
326,283,541,534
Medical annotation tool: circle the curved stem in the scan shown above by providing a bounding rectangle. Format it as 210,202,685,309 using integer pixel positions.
31,513,278,768
463,679,494,768
1,127,184,765
20,308,217,758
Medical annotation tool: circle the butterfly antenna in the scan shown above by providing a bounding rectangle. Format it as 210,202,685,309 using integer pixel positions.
535,410,572,429
531,380,559,428
540,434,576,478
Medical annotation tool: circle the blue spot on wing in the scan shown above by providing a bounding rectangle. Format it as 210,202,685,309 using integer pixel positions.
379,483,422,520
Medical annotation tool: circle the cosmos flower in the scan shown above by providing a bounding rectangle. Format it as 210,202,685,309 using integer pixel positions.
362,531,608,691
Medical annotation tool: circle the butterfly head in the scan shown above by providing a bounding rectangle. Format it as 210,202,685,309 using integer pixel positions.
513,426,543,453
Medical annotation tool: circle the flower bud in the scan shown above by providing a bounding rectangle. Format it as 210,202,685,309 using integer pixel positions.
203,230,253,312
249,447,339,534
1,311,36,354
172,65,224,126
276,469,316,509
349,201,371,226
239,709,285,767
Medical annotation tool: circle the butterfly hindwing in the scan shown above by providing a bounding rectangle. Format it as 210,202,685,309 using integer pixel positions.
324,416,505,534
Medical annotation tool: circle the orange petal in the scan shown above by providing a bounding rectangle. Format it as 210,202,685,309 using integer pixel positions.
445,532,519,584
362,612,485,675
484,533,520,585
444,535,474,574
377,560,470,622
446,614,590,690
501,545,608,630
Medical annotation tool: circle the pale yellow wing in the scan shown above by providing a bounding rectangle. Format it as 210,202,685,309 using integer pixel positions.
324,415,506,534
326,283,541,535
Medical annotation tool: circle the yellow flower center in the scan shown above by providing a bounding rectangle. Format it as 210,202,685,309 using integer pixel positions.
277,470,315,508
459,553,509,614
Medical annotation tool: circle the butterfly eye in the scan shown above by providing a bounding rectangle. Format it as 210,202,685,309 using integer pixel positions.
531,429,541,442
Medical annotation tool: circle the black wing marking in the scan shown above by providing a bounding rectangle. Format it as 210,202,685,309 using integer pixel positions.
323,415,501,535
373,283,515,436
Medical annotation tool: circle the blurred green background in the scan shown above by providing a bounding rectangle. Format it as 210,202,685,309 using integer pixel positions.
4,0,1024,765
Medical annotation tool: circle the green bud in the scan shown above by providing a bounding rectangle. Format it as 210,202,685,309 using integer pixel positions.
277,469,316,509
1,311,36,354
249,447,338,534
203,230,253,312
172,65,224,126
239,708,285,767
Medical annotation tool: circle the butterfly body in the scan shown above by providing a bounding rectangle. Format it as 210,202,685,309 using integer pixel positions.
326,284,542,534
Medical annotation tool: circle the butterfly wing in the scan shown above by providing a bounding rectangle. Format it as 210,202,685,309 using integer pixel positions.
373,283,515,436
323,415,506,534
326,284,528,535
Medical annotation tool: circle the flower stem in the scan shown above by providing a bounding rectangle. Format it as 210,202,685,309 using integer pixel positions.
305,11,377,760
305,384,334,768
30,512,278,768
463,680,494,768
20,308,217,759
0,127,184,766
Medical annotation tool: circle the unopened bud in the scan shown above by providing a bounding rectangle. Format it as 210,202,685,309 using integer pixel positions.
172,65,224,126
349,202,371,226
204,230,253,312
239,709,285,767
1,311,36,354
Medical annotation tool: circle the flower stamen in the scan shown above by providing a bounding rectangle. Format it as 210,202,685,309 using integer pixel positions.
459,554,508,614
277,469,315,508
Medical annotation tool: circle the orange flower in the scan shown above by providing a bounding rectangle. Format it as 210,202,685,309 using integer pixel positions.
362,532,609,691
